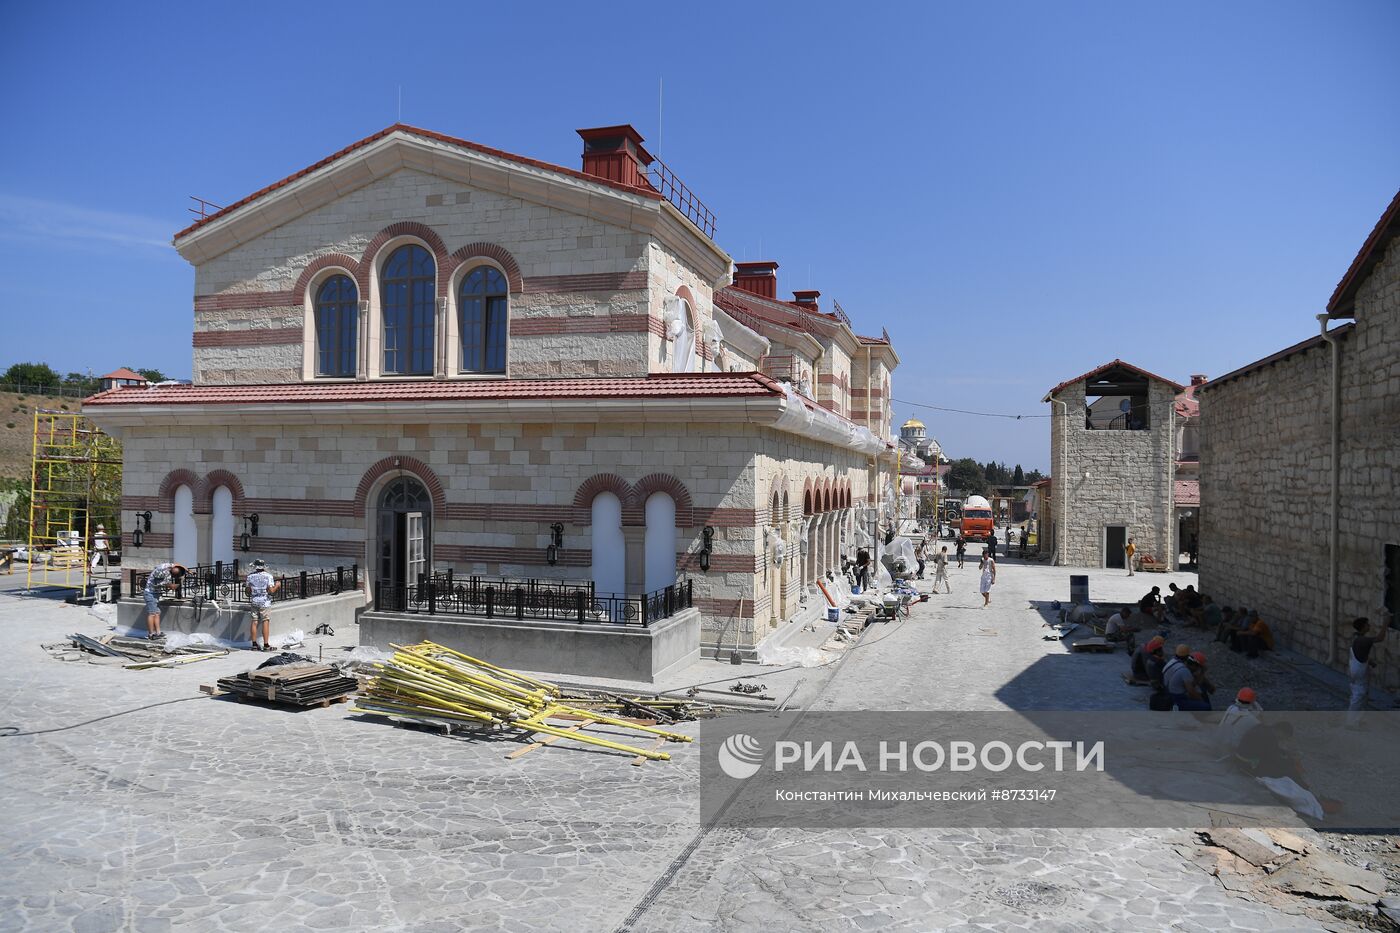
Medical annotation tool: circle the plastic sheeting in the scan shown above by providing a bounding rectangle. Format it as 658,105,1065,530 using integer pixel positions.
883,537,918,577
756,641,834,668
772,381,886,457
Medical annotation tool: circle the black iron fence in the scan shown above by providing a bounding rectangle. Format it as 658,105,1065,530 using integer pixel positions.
130,562,360,604
374,574,693,628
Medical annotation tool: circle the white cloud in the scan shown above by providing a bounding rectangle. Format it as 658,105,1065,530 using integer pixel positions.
0,192,176,252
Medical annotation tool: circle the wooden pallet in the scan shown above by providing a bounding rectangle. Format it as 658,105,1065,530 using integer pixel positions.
214,663,358,708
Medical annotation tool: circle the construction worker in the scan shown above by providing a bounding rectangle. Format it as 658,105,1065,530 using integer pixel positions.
143,562,187,639
1125,537,1137,576
90,523,110,574
931,545,951,594
246,559,281,651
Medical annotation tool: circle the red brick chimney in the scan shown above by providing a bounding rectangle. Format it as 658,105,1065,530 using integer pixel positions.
1190,374,1208,386
792,290,820,309
733,261,779,299
577,125,653,189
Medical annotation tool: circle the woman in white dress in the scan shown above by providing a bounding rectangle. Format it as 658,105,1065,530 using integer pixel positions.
979,551,996,607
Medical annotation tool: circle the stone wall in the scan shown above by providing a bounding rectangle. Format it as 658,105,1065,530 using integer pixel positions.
1200,236,1400,687
1048,379,1176,567
190,168,666,383
114,416,878,649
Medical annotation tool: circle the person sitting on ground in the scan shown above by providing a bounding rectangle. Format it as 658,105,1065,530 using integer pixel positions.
245,559,282,652
1213,605,1239,643
143,561,187,640
1164,583,1183,616
1128,636,1166,686
1139,585,1163,616
1181,585,1205,624
1201,596,1222,637
1229,610,1274,658
1220,687,1264,753
1164,645,1211,711
1189,651,1216,707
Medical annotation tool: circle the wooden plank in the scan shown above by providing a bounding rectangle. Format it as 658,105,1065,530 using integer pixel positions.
506,722,586,760
630,736,667,767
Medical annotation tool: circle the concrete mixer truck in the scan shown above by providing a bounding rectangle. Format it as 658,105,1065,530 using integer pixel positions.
960,495,994,542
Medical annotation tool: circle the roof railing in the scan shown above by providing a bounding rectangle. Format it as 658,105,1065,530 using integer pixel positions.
644,158,717,240
830,299,852,328
187,196,223,220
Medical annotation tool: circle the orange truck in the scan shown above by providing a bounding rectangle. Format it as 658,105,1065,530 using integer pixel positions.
960,495,994,542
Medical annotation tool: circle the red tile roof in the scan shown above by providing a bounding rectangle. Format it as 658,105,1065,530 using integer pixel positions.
174,124,665,241
856,334,888,345
1043,359,1185,400
1174,479,1200,508
100,368,147,381
84,373,783,407
716,286,841,333
1328,188,1400,318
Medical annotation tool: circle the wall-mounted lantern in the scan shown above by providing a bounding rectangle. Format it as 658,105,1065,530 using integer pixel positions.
132,510,152,548
546,522,564,565
698,525,715,572
240,512,260,552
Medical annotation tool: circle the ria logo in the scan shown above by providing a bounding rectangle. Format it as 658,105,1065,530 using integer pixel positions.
717,733,765,779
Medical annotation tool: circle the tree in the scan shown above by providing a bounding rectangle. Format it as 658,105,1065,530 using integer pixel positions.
947,458,990,497
2,362,59,389
1013,464,1025,486
134,368,167,383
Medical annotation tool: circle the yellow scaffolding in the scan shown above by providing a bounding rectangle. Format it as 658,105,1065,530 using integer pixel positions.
26,410,122,593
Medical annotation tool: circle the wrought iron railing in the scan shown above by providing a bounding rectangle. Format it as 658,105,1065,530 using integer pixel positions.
373,574,693,628
644,158,716,239
130,563,359,604
830,299,852,328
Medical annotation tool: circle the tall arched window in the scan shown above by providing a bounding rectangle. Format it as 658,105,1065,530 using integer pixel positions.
314,274,358,377
172,484,197,567
382,244,436,375
210,486,234,567
643,493,677,593
459,266,508,374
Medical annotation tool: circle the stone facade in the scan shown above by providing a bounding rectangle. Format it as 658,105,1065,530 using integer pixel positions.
1046,372,1178,568
90,124,899,657
1200,228,1400,687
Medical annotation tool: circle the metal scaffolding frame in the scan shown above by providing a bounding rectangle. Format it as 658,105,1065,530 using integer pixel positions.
26,410,122,593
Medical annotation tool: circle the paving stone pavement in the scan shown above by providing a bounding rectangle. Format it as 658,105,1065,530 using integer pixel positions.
0,563,1328,932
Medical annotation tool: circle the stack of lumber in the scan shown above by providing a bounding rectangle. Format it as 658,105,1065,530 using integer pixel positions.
215,663,359,707
68,633,228,669
355,641,693,761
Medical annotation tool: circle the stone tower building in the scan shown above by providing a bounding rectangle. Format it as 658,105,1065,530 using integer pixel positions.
1043,361,1182,569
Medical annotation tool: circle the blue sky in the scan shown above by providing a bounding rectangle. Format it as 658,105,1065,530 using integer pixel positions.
2,0,1396,471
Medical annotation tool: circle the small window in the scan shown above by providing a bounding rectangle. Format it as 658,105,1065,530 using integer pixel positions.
382,245,436,375
459,266,508,373
314,274,358,377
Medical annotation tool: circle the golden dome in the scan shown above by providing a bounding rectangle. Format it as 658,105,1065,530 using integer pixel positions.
902,418,925,429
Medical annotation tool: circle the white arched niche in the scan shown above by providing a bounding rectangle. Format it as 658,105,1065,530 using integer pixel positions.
590,493,626,597
644,492,677,593
172,484,197,567
210,486,235,567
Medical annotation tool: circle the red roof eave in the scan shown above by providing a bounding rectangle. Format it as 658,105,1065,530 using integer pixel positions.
1327,188,1400,318
83,372,783,408
174,124,665,242
1043,359,1185,400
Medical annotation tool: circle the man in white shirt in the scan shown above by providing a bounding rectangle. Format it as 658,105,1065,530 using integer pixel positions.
90,524,109,573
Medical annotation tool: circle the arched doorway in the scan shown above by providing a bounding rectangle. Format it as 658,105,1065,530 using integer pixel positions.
377,477,432,591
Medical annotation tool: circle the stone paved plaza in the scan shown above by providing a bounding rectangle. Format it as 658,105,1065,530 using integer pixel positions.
0,560,1342,931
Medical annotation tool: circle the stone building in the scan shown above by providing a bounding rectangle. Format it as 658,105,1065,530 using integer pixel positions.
1042,360,1182,568
84,122,900,677
1199,189,1400,687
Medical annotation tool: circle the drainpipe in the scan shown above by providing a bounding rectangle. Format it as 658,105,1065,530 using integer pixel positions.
1318,314,1341,665
1048,397,1069,566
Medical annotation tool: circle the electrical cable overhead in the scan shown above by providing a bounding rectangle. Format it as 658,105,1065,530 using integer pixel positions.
891,396,1054,420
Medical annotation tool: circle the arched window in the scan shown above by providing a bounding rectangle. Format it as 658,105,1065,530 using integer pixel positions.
172,484,197,567
459,266,508,374
314,274,358,377
210,486,235,567
590,493,625,598
382,245,436,375
643,492,677,593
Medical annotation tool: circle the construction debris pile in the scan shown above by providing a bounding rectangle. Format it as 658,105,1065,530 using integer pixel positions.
55,633,229,670
355,642,693,762
214,662,359,708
